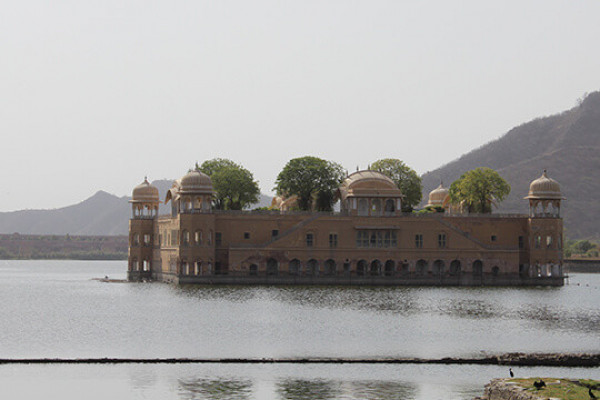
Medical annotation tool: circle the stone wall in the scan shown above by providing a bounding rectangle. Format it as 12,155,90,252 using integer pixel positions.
564,258,600,273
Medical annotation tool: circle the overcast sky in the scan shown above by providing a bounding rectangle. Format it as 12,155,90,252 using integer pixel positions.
1,0,599,211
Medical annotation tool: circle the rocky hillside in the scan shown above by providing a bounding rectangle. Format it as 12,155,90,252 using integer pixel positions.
422,91,600,239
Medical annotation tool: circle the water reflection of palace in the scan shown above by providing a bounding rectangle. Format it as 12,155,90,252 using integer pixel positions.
128,170,564,286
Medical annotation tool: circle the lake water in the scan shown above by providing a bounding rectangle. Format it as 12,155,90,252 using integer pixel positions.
0,260,598,399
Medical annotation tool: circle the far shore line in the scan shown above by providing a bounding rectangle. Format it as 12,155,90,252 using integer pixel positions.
1,353,599,367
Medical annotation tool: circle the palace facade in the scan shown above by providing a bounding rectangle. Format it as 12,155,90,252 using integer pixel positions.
128,170,565,286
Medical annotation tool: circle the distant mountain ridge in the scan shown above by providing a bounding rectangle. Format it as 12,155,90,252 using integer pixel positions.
422,91,600,239
0,180,273,236
2,92,599,238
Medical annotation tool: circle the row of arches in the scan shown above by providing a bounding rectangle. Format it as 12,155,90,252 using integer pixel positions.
244,258,497,277
131,203,159,219
529,199,561,218
180,195,212,213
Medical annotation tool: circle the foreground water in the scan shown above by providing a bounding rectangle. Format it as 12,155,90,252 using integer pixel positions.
0,260,598,399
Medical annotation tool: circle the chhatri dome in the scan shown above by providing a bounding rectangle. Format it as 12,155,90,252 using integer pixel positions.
179,170,213,194
524,170,563,200
338,170,400,201
426,183,449,207
131,178,159,203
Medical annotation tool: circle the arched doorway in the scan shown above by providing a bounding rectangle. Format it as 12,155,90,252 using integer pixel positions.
384,260,395,276
267,258,279,276
400,262,410,276
357,260,367,276
432,260,445,275
449,260,461,275
289,259,301,275
324,259,336,276
370,260,382,276
472,260,483,276
307,259,319,276
416,259,427,276
249,264,258,276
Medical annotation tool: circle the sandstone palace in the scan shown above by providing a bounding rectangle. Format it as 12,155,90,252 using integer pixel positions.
128,170,565,286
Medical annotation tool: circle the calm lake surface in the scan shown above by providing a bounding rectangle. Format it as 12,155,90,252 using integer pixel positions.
0,260,598,399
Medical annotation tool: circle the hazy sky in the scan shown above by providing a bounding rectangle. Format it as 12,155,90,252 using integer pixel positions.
2,1,599,211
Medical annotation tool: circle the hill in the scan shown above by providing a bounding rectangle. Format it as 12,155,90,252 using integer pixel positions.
0,180,274,236
422,91,600,239
0,233,127,260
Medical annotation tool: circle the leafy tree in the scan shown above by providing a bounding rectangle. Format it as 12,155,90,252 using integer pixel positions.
574,240,595,254
275,156,345,211
448,167,510,213
371,158,422,212
196,158,260,210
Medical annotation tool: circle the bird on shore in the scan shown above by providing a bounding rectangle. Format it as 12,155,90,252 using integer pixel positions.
509,368,514,377
590,387,597,399
533,380,546,390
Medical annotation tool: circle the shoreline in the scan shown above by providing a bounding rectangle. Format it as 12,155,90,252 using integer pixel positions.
1,353,599,367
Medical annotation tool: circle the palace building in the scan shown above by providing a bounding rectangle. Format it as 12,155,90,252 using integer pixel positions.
128,170,565,286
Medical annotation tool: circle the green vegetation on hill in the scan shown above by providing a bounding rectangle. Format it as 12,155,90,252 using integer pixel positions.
564,239,599,258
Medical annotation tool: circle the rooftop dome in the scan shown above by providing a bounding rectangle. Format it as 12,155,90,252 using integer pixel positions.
179,170,213,194
525,170,563,200
131,178,159,203
427,183,449,207
338,170,403,201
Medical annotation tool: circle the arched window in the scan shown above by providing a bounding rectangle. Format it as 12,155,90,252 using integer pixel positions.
371,199,382,216
182,230,190,246
133,233,140,246
358,199,368,216
384,199,395,215
195,230,202,245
